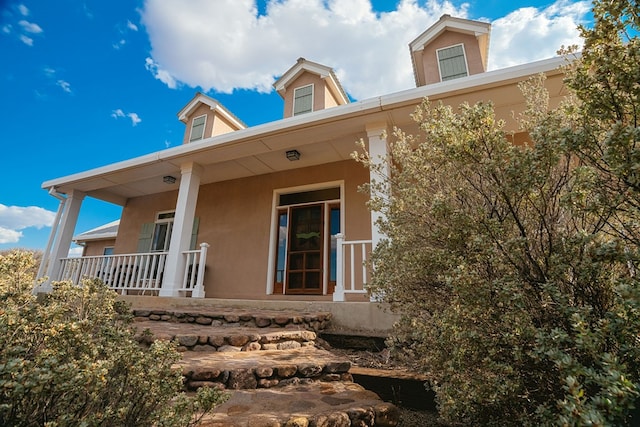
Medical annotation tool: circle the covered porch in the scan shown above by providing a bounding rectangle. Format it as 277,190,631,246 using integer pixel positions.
36,103,399,302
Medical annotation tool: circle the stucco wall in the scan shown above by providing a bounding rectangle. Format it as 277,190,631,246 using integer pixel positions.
114,160,370,300
116,191,178,254
282,72,327,118
82,238,116,257
181,103,212,145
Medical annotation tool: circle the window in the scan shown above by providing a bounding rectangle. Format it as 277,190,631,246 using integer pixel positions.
189,115,206,142
437,44,468,81
293,84,313,116
151,211,175,252
103,247,114,256
271,186,341,295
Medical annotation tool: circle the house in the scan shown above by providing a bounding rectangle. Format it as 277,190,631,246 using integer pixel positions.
36,15,569,328
72,219,119,257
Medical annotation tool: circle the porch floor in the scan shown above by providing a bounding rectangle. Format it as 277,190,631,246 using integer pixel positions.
127,302,401,426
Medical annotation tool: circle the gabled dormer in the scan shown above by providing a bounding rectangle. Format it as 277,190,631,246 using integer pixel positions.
273,58,349,119
178,93,246,144
410,15,491,86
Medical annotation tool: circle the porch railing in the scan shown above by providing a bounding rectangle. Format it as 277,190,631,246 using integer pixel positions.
179,243,209,298
333,234,372,301
56,243,209,298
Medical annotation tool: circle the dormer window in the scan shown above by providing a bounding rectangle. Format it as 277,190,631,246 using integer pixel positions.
437,44,468,81
189,114,207,142
293,84,313,116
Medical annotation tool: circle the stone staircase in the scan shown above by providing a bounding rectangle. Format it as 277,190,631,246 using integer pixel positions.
131,306,400,427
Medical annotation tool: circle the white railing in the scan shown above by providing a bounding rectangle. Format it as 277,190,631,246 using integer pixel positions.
58,251,168,295
333,233,372,301
179,243,209,298
56,243,209,297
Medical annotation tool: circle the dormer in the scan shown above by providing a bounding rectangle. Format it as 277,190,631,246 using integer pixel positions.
410,15,491,86
273,58,349,119
178,93,246,144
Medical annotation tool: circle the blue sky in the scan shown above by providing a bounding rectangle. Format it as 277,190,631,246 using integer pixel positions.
0,0,591,254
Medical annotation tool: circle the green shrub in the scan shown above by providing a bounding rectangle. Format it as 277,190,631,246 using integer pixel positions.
355,2,640,424
0,250,227,427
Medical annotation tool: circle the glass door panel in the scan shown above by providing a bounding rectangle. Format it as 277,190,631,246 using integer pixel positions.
286,205,323,294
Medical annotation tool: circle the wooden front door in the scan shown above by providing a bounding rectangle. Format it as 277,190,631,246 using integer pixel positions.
286,204,323,294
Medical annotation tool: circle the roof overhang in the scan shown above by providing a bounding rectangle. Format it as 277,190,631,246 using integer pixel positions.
73,219,120,243
43,56,568,206
410,15,491,53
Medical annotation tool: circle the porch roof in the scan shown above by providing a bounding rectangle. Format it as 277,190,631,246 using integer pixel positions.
42,56,566,206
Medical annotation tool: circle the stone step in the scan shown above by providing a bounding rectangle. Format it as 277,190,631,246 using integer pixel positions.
176,347,352,391
134,320,318,352
132,307,331,332
199,381,400,427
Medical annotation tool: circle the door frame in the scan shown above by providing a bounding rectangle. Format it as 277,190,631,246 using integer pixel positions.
266,181,344,295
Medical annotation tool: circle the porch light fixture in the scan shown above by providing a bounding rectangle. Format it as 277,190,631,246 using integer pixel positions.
286,149,300,161
163,175,177,184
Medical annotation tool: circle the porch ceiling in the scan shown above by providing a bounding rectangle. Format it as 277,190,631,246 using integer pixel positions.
46,106,419,206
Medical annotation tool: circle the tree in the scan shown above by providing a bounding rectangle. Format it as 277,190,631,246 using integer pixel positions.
354,1,640,424
0,250,227,426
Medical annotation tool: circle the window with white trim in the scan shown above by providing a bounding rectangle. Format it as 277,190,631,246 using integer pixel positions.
293,84,313,116
151,211,175,252
437,44,468,81
189,115,207,142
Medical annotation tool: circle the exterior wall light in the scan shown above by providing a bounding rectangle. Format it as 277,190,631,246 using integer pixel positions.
163,175,177,184
286,150,300,161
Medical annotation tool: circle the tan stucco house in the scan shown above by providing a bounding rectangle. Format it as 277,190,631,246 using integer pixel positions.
36,15,570,315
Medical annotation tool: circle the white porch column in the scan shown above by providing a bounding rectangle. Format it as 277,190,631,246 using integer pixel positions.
160,162,202,297
366,123,389,250
41,190,85,292
36,189,66,282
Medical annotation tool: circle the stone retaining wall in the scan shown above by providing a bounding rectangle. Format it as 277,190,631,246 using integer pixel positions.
136,328,319,352
132,309,331,331
182,361,353,391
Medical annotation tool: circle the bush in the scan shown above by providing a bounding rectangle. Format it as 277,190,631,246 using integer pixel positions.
0,250,227,427
355,2,640,423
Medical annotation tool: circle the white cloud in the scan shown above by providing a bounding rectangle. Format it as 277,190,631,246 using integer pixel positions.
140,0,588,100
67,246,84,258
111,108,125,118
0,227,22,244
56,80,71,93
18,4,29,16
488,0,590,70
18,20,43,34
127,20,138,31
2,25,12,34
127,112,142,126
113,39,126,49
0,204,56,244
112,108,141,126
145,57,178,89
19,34,33,46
